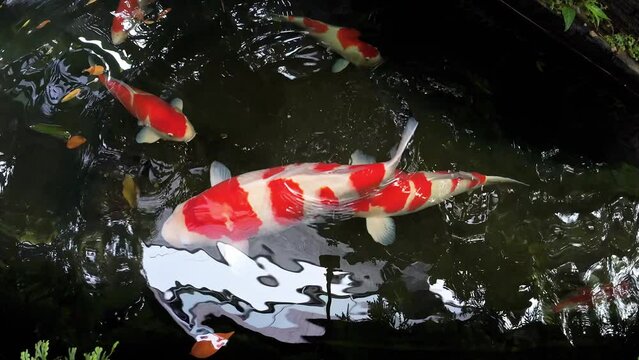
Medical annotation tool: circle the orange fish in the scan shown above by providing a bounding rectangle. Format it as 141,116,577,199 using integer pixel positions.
61,88,81,103
190,332,234,358
66,135,87,149
157,7,171,19
83,65,105,76
36,20,51,29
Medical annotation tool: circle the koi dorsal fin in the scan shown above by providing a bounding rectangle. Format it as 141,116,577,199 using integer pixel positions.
210,161,231,187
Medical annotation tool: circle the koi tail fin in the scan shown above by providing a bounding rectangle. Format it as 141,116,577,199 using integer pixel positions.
385,117,418,172
484,176,529,187
265,13,288,22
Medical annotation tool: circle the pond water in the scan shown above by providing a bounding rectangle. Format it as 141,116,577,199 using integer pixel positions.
1,0,639,358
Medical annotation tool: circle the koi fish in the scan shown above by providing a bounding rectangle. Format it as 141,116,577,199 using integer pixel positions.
111,0,156,45
348,150,526,244
190,332,234,358
161,119,419,253
553,279,633,313
89,65,196,143
269,14,382,73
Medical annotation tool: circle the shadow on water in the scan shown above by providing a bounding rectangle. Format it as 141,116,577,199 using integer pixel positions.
1,0,639,359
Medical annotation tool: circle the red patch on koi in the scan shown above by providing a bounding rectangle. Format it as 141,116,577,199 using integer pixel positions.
183,178,262,241
303,17,328,33
263,166,286,179
336,28,380,58
349,164,386,195
368,177,411,213
468,172,487,188
269,178,305,225
318,186,339,206
407,172,432,211
450,178,460,193
314,163,340,172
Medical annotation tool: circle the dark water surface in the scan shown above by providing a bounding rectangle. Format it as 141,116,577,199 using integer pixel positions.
1,0,639,359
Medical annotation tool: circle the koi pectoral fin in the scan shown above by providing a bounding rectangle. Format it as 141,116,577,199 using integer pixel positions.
170,98,183,112
136,127,162,143
332,58,350,73
210,161,231,186
366,216,396,245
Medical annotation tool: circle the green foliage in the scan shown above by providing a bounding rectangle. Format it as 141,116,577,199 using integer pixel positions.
20,340,48,360
19,340,119,360
603,33,639,61
561,6,576,31
543,0,609,30
584,0,610,27
367,296,411,331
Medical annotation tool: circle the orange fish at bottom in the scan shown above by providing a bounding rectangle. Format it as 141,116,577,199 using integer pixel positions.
190,332,234,358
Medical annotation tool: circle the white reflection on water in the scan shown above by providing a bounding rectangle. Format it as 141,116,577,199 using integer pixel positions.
142,225,470,343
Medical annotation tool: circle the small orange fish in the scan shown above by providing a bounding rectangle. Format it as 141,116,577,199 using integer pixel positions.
157,7,172,19
61,88,81,103
190,332,234,358
35,20,50,29
66,135,87,149
83,65,105,76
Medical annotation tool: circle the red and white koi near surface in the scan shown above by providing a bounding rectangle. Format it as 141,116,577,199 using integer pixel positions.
269,14,383,73
161,119,419,253
111,0,156,45
348,150,526,245
89,66,196,143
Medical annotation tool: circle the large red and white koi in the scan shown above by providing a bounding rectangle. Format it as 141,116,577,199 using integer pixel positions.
89,66,196,143
348,150,526,245
111,0,156,45
269,14,382,73
161,119,418,253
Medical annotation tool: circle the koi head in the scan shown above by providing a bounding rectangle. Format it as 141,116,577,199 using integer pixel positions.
182,118,197,142
161,202,191,248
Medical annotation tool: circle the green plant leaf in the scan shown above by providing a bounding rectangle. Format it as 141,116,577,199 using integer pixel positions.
561,6,576,31
66,347,77,360
584,1,609,27
29,123,71,141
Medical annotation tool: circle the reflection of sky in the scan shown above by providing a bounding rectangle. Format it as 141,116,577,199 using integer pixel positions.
143,242,385,342
78,37,132,71
141,231,448,343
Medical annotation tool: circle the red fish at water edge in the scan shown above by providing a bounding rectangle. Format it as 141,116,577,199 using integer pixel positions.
111,0,157,45
347,150,526,244
190,332,234,358
269,14,383,73
88,65,196,143
161,119,418,253
552,279,634,313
